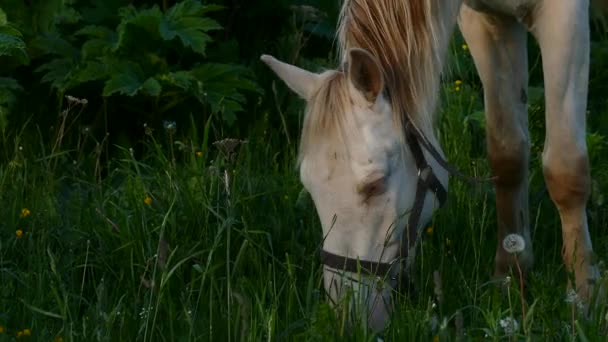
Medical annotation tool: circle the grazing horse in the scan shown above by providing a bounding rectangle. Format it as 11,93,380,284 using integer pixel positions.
262,0,600,330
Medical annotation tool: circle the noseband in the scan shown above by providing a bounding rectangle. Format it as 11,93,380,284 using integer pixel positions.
319,122,447,291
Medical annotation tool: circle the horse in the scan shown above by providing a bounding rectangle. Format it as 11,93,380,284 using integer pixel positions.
261,0,600,331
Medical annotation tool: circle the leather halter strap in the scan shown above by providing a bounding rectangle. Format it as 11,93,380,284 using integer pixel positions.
320,122,447,284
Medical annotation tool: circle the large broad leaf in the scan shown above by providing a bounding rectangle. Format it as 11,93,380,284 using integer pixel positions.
68,60,110,87
158,70,198,90
30,31,78,59
35,57,76,91
114,5,163,51
190,63,261,124
0,77,22,105
0,25,29,63
76,25,116,60
103,61,162,97
159,0,223,55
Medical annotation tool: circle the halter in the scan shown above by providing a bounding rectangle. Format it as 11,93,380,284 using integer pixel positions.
319,121,448,291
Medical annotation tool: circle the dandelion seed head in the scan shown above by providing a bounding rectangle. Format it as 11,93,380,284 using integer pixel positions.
499,317,519,335
163,121,177,134
502,234,526,254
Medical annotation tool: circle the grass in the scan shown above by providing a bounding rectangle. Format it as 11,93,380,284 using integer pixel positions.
1,32,608,342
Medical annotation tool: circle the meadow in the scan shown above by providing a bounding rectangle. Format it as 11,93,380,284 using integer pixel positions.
1,1,608,341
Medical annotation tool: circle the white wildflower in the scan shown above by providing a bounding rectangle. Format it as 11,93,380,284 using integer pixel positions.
139,305,153,320
163,120,177,134
502,234,526,254
499,316,519,335
565,289,584,311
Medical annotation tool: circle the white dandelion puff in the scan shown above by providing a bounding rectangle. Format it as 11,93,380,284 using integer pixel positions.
502,234,526,254
565,289,584,311
163,120,177,134
499,317,519,335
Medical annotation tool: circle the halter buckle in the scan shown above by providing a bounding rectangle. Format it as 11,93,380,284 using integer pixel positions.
417,165,432,181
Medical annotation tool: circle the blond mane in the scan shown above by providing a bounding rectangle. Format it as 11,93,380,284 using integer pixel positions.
339,0,458,138
299,0,459,161
298,70,356,163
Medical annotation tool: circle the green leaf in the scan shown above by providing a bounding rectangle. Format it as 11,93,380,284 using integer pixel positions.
0,77,21,106
0,25,28,63
0,77,21,91
159,0,223,55
158,71,197,90
75,25,115,39
31,31,78,59
35,58,76,91
114,5,162,51
102,61,161,97
142,77,162,96
103,61,146,97
54,6,82,26
69,60,109,85
189,63,261,124
191,63,260,93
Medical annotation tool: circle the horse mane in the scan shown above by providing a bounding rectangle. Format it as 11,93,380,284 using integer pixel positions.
298,0,458,163
337,0,459,140
298,70,354,164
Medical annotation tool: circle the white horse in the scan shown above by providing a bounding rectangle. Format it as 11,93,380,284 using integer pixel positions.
262,0,600,331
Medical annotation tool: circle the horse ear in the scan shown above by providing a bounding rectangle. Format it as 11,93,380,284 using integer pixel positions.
347,48,384,103
260,54,321,100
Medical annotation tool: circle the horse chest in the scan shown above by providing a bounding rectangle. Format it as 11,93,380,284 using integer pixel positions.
464,0,539,20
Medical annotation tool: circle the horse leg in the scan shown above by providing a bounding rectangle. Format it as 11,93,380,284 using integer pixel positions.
530,0,600,302
459,6,534,278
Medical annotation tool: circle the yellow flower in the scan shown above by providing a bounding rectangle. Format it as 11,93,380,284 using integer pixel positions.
462,43,468,51
17,330,23,338
16,229,23,238
426,226,434,236
454,86,461,92
23,329,31,336
54,337,64,342
454,80,462,86
196,151,203,157
144,196,153,205
0,325,4,333
433,336,440,342
20,208,30,218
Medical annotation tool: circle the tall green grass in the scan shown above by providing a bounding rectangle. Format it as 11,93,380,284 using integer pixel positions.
1,34,608,342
